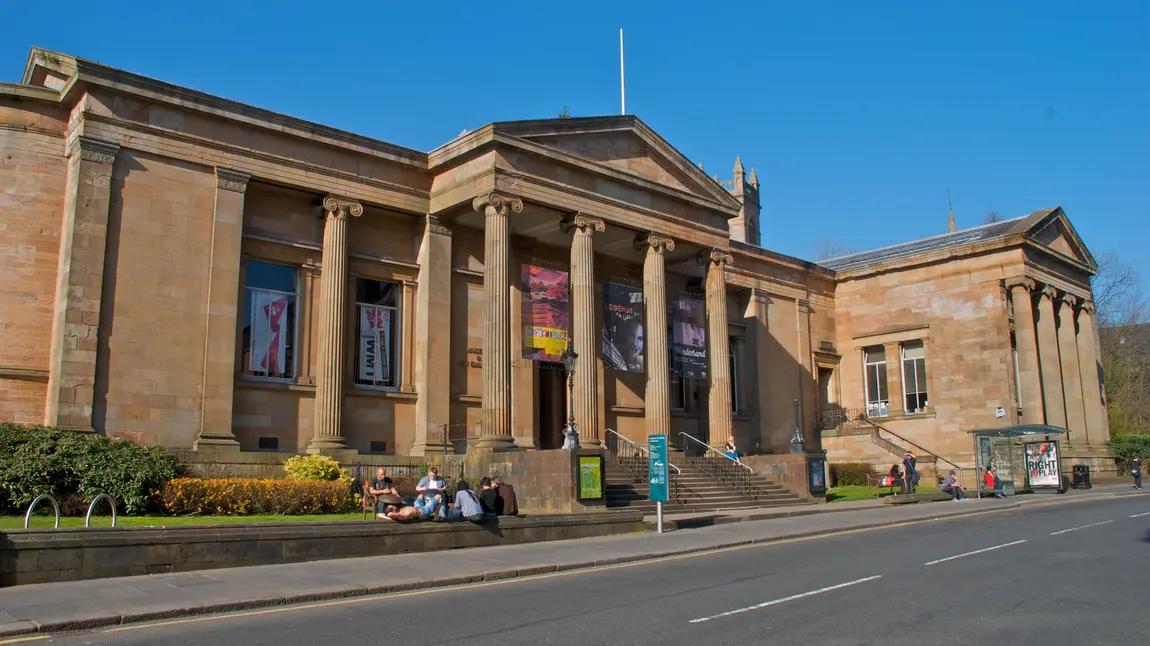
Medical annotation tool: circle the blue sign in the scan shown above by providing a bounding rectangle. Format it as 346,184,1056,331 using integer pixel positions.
648,434,669,502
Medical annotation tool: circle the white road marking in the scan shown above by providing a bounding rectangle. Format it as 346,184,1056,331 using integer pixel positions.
924,540,1028,566
1050,520,1114,535
688,575,883,624
1130,512,1150,519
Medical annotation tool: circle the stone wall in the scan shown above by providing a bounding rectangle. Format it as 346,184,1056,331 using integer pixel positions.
463,449,607,515
739,452,829,502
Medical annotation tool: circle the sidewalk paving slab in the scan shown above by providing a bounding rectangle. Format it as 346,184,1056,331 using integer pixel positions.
0,485,1142,638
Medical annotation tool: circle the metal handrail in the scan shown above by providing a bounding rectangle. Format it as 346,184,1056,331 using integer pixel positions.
861,420,963,472
678,432,754,474
24,493,60,529
85,493,118,528
604,428,681,475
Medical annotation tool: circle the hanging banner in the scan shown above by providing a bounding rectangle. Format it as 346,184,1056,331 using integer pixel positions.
602,282,645,373
359,306,391,383
250,290,288,376
1024,440,1061,488
521,265,569,362
671,296,707,379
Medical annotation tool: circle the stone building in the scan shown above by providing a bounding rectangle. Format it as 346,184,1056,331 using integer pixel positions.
0,48,1111,481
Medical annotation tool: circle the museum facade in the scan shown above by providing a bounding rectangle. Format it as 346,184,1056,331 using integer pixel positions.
0,48,1111,474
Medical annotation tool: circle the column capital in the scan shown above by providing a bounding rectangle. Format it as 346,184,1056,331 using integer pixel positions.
1059,293,1079,308
700,248,734,267
1079,299,1095,314
559,213,605,234
634,232,675,254
1039,284,1059,300
1005,277,1037,293
472,192,523,216
426,214,452,237
70,135,120,165
322,195,363,220
216,168,251,194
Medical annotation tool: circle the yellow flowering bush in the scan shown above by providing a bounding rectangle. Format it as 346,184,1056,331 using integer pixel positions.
283,454,353,484
161,478,350,516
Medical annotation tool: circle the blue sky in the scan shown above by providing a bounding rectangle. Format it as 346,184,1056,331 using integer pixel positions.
5,1,1147,281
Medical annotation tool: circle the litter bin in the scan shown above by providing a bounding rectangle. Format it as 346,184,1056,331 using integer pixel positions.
1072,464,1092,490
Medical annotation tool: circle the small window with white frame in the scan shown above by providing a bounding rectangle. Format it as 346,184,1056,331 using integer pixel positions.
864,345,889,417
901,340,929,413
355,278,401,388
242,260,298,380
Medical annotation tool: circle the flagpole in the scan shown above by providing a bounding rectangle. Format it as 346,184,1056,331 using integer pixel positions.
619,28,626,115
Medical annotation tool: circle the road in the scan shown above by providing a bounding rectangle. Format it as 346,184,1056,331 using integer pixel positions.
33,495,1150,646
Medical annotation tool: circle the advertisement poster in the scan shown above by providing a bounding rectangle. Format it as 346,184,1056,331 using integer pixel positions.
1024,440,1061,488
979,437,993,469
808,457,828,495
578,455,604,500
358,306,392,383
521,265,570,362
250,291,289,376
671,296,707,379
602,282,645,373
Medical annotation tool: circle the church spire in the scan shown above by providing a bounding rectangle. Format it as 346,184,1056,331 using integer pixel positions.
733,156,745,178
947,188,957,233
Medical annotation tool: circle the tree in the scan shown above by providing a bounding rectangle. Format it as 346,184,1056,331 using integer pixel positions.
1094,250,1150,435
1092,250,1147,328
557,106,572,119
984,208,1003,224
812,239,853,261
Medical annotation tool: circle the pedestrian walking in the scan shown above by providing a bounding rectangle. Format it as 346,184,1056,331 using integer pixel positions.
1132,456,1143,490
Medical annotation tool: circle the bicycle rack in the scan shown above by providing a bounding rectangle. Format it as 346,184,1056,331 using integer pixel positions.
85,493,117,527
23,493,60,529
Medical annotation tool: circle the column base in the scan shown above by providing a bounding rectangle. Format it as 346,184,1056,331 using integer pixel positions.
409,441,455,457
306,436,354,457
193,433,241,451
471,435,518,452
581,436,603,448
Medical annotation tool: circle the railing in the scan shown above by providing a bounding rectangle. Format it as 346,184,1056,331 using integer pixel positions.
832,409,965,473
604,429,695,504
24,493,60,529
85,493,117,528
678,432,765,500
873,425,963,472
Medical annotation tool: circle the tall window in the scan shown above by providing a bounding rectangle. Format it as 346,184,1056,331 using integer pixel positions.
356,278,401,388
863,345,889,416
901,340,928,413
243,261,298,380
729,338,739,413
1011,331,1022,406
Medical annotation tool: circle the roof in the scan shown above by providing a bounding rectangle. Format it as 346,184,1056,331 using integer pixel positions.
966,424,1070,438
817,208,1056,272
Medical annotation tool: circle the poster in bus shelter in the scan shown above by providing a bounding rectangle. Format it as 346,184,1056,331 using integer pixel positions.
1024,440,1062,488
521,265,570,362
671,296,707,379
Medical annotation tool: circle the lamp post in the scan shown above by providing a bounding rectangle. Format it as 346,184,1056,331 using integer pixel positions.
561,347,581,450
790,398,805,454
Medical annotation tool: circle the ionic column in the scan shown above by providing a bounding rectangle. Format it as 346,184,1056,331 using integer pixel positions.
637,233,675,438
1035,285,1067,428
704,250,734,446
1075,300,1107,444
307,195,362,454
473,193,522,451
1057,294,1087,437
563,213,606,446
1007,279,1044,423
194,168,251,450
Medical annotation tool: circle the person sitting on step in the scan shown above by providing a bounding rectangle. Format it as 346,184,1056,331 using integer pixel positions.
446,480,485,522
724,435,743,466
368,468,403,519
941,469,965,500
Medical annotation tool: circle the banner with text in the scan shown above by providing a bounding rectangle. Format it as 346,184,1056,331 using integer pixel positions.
358,306,392,384
671,296,707,379
250,290,289,377
521,265,570,362
602,282,645,373
1024,440,1061,488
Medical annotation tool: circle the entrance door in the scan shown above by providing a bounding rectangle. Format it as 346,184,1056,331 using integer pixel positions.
537,364,568,449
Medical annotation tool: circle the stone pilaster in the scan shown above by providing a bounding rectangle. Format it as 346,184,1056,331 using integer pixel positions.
1035,285,1067,428
563,214,605,446
45,135,121,432
194,168,250,450
745,289,772,453
1057,294,1086,438
637,233,674,439
1075,300,1108,444
307,195,362,454
703,249,734,446
411,215,453,456
473,193,522,451
1007,278,1044,423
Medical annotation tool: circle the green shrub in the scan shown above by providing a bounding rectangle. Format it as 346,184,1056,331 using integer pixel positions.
283,454,352,484
1111,434,1150,475
829,462,877,487
161,478,351,515
0,423,179,515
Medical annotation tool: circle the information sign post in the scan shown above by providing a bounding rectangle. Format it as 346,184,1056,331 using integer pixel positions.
648,434,669,533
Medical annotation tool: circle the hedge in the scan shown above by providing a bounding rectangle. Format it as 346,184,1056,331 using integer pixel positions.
1111,434,1150,475
829,462,877,487
161,478,351,515
0,423,179,515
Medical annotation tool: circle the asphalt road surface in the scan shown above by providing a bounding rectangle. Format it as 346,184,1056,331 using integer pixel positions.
38,496,1150,646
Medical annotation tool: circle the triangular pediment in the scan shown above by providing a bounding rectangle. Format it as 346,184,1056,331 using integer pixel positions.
493,117,741,211
1025,207,1096,270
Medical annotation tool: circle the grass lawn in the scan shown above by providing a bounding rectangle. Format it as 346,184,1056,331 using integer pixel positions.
827,485,941,503
2,513,367,530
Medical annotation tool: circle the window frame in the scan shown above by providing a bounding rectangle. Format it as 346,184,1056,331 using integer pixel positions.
354,278,403,390
900,340,929,414
863,345,889,417
729,337,739,414
242,260,300,382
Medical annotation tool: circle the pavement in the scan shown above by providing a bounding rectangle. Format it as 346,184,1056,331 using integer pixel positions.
0,484,1143,641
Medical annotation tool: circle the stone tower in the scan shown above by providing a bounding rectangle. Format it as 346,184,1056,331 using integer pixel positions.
727,156,761,246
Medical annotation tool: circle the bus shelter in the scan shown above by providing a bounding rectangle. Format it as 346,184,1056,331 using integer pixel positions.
968,425,1071,498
